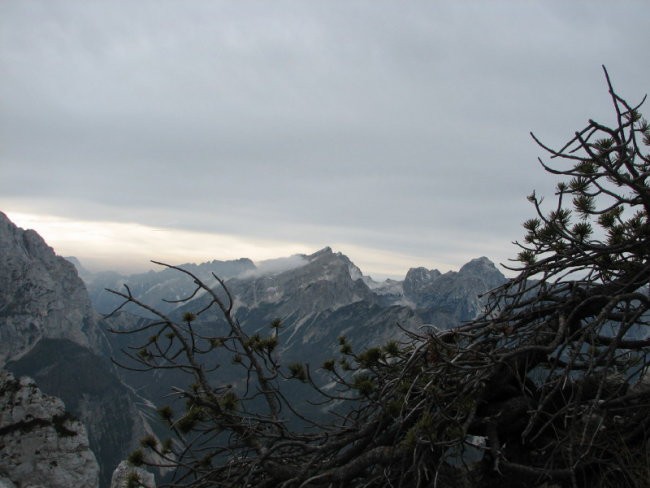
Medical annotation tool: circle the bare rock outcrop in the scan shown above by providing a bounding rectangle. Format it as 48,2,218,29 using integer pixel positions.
0,369,100,487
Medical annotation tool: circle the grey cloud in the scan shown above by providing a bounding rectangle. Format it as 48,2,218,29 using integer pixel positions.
1,1,649,275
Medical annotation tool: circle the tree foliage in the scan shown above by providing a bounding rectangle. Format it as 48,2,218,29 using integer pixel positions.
109,68,650,487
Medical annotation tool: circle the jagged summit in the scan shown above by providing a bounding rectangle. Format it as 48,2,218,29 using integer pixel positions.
0,211,105,364
307,246,334,259
459,256,501,276
401,267,439,306
0,211,68,267
301,247,365,281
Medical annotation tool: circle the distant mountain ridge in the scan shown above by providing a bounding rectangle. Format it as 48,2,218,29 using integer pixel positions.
95,246,508,412
78,257,256,316
75,246,506,327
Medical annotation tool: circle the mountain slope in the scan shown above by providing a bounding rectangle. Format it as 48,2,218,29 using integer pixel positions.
0,212,155,488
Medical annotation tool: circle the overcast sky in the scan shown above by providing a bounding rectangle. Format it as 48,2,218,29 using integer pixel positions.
1,1,649,279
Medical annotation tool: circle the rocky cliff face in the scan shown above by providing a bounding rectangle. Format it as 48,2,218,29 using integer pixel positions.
0,213,157,488
0,212,106,364
0,369,100,488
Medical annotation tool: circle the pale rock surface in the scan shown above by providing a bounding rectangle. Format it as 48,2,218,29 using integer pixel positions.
0,370,100,488
110,461,156,488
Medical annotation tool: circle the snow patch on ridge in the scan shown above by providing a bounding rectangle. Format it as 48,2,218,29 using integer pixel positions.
348,263,363,281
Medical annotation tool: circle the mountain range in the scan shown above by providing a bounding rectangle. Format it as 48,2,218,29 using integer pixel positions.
0,211,508,487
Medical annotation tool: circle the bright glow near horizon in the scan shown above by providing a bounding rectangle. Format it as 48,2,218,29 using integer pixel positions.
6,211,308,273
7,211,474,279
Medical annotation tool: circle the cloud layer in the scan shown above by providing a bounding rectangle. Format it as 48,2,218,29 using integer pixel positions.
2,1,649,277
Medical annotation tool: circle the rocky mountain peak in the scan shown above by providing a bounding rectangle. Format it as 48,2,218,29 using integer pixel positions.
459,256,501,277
284,248,360,283
404,266,442,286
308,246,334,259
226,247,374,316
399,257,508,323
0,213,105,365
403,267,442,304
